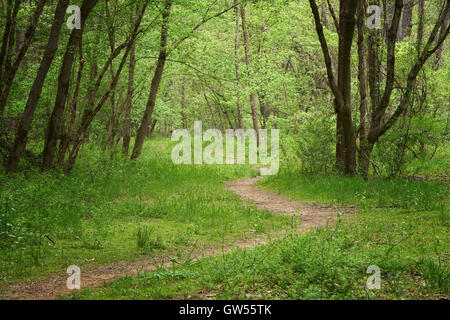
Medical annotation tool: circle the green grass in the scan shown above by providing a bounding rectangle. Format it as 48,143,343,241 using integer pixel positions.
1,138,448,300
68,207,449,300
67,209,449,299
67,165,449,300
0,137,291,292
260,169,449,210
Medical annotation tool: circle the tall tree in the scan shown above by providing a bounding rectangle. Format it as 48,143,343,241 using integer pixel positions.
122,31,136,156
360,0,450,177
234,1,243,129
66,1,150,173
239,4,260,143
5,0,69,173
41,0,99,170
131,0,172,160
309,0,358,175
357,0,369,176
0,0,47,118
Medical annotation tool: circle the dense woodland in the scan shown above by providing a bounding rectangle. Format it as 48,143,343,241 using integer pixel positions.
0,0,449,300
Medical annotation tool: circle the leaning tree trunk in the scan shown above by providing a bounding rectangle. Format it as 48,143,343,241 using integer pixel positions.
0,0,46,118
131,0,172,160
41,0,99,170
434,9,449,70
6,0,69,173
57,40,84,167
66,1,149,173
0,0,19,91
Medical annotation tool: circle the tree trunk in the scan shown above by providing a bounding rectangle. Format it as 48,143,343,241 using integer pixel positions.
434,9,449,70
5,0,69,173
131,0,172,160
399,0,413,41
66,1,149,173
103,1,119,151
357,0,369,178
180,80,187,128
122,36,135,156
41,0,98,170
0,0,46,118
321,0,329,29
234,2,243,129
240,4,260,143
335,1,345,172
58,37,84,166
417,0,425,55
338,0,358,175
147,119,157,138
0,0,18,90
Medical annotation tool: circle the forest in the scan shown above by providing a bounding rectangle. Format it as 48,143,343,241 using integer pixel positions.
0,0,449,302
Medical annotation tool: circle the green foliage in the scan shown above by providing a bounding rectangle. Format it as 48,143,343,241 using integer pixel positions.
0,138,289,285
136,226,165,253
261,169,449,210
420,258,449,294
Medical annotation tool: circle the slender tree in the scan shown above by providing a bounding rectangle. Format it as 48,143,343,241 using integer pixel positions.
239,4,260,144
0,0,47,118
131,0,172,160
5,0,69,173
41,0,99,170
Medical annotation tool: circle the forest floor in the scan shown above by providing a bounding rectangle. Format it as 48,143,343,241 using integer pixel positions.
2,175,353,299
0,138,448,299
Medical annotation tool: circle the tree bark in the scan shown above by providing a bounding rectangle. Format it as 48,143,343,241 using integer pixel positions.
399,0,413,41
131,0,172,160
321,0,329,29
0,0,46,118
240,4,260,143
41,0,99,170
66,1,149,172
0,0,18,89
434,8,449,70
337,0,358,175
122,36,136,156
58,39,85,166
234,2,243,129
6,0,69,173
417,0,425,55
357,0,370,178
366,0,449,159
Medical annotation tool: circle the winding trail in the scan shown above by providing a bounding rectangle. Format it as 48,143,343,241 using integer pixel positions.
226,177,355,233
2,176,355,300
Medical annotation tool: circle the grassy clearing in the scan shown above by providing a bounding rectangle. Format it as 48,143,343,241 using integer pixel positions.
260,169,449,210
0,138,291,291
67,167,449,300
68,207,449,300
1,138,448,300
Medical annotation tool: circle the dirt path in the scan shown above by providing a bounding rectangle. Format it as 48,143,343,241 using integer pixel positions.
2,238,270,300
226,176,355,233
2,176,355,300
